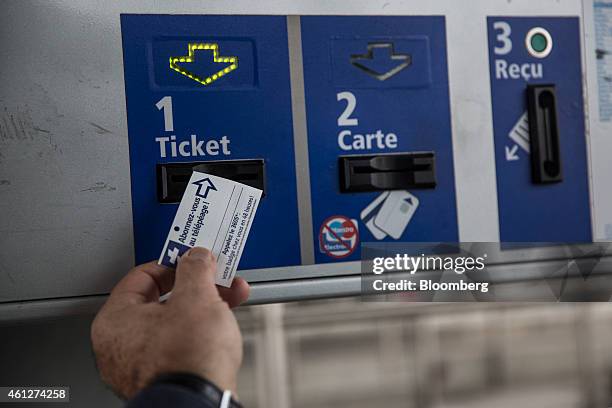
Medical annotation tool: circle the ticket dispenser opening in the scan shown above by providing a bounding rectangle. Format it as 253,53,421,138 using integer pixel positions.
157,160,266,203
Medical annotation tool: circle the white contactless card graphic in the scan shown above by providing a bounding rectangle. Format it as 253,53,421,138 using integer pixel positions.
373,190,419,239
360,191,390,240
159,171,262,287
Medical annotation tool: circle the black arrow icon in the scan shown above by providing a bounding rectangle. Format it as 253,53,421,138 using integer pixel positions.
193,178,217,199
350,43,412,81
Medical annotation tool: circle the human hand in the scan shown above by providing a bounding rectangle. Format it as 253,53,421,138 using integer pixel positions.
91,247,250,399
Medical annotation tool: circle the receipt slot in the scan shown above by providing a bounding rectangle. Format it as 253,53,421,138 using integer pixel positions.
487,18,591,242
301,16,459,263
526,85,562,184
121,15,301,269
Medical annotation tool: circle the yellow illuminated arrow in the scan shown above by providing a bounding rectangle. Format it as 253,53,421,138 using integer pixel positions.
169,43,238,86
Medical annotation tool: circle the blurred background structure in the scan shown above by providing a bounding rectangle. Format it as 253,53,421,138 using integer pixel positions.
3,300,612,407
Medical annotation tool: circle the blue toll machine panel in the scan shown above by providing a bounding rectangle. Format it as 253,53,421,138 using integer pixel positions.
301,16,459,264
487,17,592,242
121,15,302,268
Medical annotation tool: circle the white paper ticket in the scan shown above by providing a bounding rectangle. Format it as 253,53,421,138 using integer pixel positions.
158,171,262,287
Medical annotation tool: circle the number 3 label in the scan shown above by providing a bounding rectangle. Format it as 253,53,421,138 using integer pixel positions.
494,21,512,56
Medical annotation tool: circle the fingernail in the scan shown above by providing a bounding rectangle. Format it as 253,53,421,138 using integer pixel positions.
187,247,214,261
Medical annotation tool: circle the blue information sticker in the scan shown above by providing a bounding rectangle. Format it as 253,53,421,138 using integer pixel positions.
121,15,301,268
487,17,591,242
301,16,459,264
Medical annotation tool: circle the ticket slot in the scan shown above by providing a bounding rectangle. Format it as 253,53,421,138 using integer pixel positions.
157,160,265,203
527,85,563,184
339,152,436,193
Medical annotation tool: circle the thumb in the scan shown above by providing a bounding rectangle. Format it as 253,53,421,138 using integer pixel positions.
171,247,221,304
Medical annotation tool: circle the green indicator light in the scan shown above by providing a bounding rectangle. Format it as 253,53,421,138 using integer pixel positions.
530,33,548,53
526,27,553,58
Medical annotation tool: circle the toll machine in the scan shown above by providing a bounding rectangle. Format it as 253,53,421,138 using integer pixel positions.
1,0,612,320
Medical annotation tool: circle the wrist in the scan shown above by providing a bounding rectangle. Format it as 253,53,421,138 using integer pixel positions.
150,372,241,408
202,370,237,395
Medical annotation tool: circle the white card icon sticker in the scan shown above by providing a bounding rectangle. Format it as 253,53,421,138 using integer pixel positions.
360,191,390,240
373,191,419,239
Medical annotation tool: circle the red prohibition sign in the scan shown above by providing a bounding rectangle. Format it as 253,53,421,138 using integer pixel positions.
318,215,359,259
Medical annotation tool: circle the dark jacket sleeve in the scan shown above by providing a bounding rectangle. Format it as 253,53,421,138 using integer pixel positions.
126,383,217,408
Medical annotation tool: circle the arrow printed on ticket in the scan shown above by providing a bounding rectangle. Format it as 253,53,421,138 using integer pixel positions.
159,171,262,287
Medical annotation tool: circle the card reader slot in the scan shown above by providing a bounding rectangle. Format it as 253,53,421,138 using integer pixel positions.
527,85,563,184
352,157,432,174
339,153,436,193
157,160,265,203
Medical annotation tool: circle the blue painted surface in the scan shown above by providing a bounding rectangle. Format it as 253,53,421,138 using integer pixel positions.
121,15,301,268
487,17,592,242
301,16,459,264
